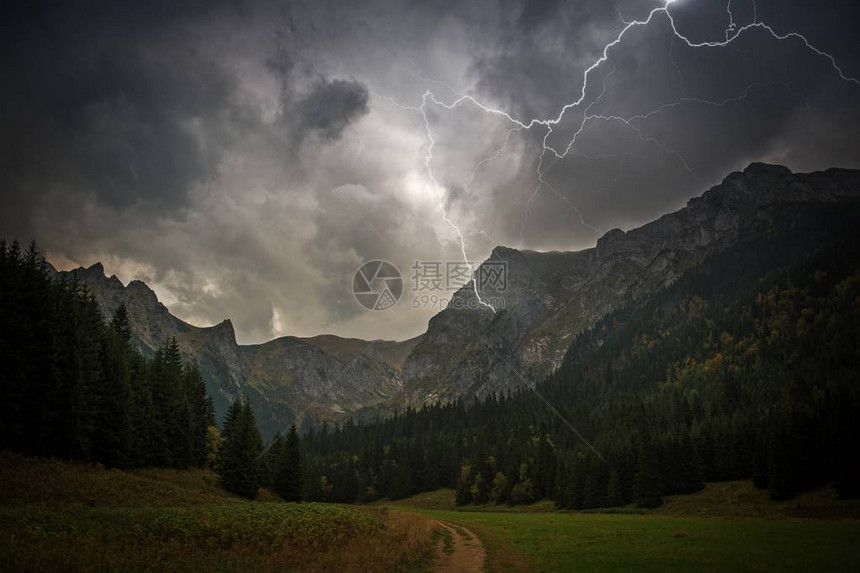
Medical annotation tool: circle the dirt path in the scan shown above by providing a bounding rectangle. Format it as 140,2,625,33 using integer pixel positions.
433,520,487,572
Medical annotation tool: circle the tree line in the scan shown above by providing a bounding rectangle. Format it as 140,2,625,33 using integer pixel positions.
4,200,858,508
215,396,304,501
0,240,306,502
301,202,860,508
0,240,214,468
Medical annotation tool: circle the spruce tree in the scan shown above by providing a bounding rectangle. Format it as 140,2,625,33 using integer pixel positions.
92,306,134,467
274,425,304,502
217,398,264,499
633,440,664,508
183,363,214,467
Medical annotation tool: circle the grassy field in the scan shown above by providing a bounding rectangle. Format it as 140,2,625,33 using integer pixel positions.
387,482,860,519
393,506,860,572
5,452,860,572
383,489,557,514
386,484,860,572
656,480,860,519
0,452,437,572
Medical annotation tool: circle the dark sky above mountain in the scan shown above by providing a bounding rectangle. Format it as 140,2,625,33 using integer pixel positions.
2,0,859,343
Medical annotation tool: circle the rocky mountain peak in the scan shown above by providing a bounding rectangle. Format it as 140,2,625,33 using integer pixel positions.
595,228,630,258
126,279,155,297
45,163,860,435
212,319,237,343
743,162,793,177
401,163,860,404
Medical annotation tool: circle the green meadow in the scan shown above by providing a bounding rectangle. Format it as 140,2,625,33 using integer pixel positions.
3,453,859,572
388,486,860,572
394,507,859,572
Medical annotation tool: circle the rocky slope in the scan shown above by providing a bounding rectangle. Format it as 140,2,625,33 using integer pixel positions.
399,163,860,403
53,263,419,436
53,163,860,434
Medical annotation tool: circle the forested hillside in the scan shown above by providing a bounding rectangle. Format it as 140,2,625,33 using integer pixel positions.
0,241,215,469
303,200,860,507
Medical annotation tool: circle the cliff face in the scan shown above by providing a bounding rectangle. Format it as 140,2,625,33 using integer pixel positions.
55,163,860,434
399,164,860,403
53,265,417,437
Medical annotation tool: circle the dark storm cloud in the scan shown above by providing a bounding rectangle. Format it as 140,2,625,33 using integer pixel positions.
264,4,371,147
0,0,249,224
470,0,626,119
1,0,859,342
460,0,860,249
0,0,371,221
294,79,370,142
278,78,370,144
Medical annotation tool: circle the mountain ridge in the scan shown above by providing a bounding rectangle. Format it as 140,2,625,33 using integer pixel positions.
52,262,417,436
397,163,860,404
52,163,860,435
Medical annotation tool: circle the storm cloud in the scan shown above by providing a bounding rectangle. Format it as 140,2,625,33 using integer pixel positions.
2,0,859,343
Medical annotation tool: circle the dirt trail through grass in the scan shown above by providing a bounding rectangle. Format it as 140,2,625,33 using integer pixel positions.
433,520,486,572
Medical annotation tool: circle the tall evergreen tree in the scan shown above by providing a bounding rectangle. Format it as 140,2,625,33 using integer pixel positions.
274,424,304,502
183,363,214,467
92,306,134,467
217,397,264,499
0,241,219,472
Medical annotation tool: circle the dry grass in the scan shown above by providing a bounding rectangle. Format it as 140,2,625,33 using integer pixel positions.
385,488,556,513
341,508,439,571
0,451,239,507
0,453,438,572
0,505,438,572
381,489,457,510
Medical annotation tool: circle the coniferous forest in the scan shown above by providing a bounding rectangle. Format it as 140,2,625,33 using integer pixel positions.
301,202,860,508
2,201,859,510
0,240,215,469
0,240,308,501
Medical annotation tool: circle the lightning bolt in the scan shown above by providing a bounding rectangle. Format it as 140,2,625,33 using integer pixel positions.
725,0,737,42
375,0,859,313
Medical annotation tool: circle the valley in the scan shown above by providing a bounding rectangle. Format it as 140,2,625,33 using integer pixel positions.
4,162,860,571
2,453,858,572
53,164,860,437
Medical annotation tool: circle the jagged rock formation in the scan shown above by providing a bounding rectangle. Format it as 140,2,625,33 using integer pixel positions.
53,264,419,437
53,164,860,434
399,164,860,403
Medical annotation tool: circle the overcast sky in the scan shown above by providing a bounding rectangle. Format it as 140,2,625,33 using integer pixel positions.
2,0,859,343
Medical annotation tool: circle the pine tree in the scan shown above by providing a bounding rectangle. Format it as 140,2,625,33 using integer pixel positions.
217,398,264,499
274,424,304,502
221,398,242,446
0,241,220,471
633,439,664,508
535,435,557,500
183,363,214,467
92,306,134,467
111,304,132,344
606,470,624,507
262,432,285,488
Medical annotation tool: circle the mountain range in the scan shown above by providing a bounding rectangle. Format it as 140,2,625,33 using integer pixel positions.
53,163,860,437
